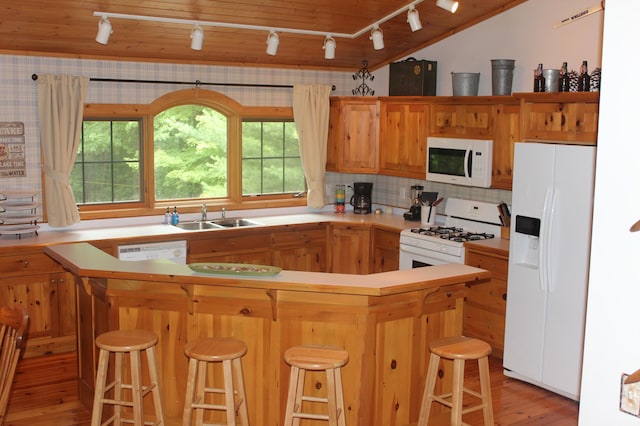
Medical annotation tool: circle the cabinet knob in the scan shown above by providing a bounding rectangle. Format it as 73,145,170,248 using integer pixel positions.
22,260,29,267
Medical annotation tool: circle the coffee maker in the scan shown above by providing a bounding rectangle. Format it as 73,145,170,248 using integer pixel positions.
350,182,373,214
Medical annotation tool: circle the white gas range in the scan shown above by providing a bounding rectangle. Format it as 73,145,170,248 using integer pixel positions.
399,198,503,268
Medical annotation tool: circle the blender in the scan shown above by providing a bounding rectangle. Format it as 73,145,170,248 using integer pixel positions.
403,185,423,221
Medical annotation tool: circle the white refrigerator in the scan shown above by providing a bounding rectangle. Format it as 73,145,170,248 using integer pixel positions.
503,142,596,401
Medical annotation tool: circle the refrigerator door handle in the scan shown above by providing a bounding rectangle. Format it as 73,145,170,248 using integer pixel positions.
539,187,554,293
546,189,559,293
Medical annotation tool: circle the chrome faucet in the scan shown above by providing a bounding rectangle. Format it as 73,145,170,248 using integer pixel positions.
201,203,207,221
221,207,226,220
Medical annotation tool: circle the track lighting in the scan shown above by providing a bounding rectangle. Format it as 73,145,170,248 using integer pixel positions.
190,25,204,51
95,16,112,45
407,6,423,32
323,36,336,60
370,25,384,50
266,31,279,56
436,0,459,13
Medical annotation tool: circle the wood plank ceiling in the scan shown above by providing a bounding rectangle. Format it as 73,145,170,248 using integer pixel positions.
0,0,527,71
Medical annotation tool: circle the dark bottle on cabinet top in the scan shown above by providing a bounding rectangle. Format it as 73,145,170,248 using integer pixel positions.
559,62,571,92
577,60,590,92
533,63,545,92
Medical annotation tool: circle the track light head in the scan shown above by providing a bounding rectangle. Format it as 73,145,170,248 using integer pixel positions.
436,0,459,13
323,36,336,60
370,25,384,50
407,6,423,32
95,16,113,45
190,25,204,51
266,31,279,56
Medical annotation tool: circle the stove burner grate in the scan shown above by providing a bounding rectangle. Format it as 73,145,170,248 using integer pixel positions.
409,226,495,242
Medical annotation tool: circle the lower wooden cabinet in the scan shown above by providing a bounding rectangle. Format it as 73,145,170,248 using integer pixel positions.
372,227,400,272
464,243,508,358
0,250,77,358
329,224,371,274
271,224,327,272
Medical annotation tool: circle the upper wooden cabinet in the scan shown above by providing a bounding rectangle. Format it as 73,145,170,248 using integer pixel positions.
430,102,493,138
491,103,521,190
517,92,599,145
378,98,430,179
327,97,379,173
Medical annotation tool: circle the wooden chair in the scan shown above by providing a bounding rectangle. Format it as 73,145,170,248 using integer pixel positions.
0,304,29,424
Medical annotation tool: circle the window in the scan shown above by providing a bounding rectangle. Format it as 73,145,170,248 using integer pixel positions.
73,119,142,205
241,120,304,195
76,89,306,218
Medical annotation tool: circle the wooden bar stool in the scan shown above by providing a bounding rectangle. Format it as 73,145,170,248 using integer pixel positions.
92,329,165,426
283,345,348,426
182,337,249,426
418,336,493,426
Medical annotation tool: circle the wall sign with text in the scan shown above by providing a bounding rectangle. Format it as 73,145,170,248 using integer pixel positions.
0,122,25,177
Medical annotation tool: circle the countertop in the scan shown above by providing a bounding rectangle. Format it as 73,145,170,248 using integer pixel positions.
45,242,491,297
0,211,412,250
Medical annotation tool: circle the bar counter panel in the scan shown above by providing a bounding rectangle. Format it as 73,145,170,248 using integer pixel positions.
45,243,489,426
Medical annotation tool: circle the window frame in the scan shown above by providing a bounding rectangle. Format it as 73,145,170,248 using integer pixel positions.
74,89,306,221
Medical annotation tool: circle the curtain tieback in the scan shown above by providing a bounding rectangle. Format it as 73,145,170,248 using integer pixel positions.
43,165,70,185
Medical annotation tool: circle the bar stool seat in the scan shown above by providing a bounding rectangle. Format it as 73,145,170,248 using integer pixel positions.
283,345,348,426
92,329,165,426
418,336,493,426
183,337,249,426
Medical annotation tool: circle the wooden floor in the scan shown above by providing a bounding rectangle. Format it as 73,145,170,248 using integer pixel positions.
4,353,579,425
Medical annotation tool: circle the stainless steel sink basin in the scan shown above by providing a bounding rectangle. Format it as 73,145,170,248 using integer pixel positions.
174,221,223,231
211,218,262,227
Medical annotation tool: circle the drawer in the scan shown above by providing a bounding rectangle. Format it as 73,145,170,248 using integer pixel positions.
0,251,62,276
465,251,508,280
189,232,271,256
271,226,325,247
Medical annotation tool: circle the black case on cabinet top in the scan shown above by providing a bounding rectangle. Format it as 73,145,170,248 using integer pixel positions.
389,58,437,96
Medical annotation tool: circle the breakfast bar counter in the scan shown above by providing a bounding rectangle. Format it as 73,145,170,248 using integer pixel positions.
45,242,490,426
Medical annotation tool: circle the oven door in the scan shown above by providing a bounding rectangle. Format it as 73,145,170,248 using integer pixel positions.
399,243,463,269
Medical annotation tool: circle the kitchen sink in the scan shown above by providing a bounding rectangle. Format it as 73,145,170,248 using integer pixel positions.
173,221,223,231
210,218,263,227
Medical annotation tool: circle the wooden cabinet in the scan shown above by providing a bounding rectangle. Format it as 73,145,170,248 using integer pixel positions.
430,102,493,138
464,242,509,357
518,92,599,144
0,249,77,358
491,103,520,190
188,230,272,264
378,99,430,178
372,227,399,272
329,223,371,274
270,223,327,272
327,97,379,173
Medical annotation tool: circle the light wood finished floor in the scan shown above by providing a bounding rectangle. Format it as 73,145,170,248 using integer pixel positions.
4,353,578,425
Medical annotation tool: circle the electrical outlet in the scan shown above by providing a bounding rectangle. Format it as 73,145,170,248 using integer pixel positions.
620,374,640,416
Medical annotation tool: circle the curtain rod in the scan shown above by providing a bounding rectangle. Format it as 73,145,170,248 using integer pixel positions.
31,74,335,91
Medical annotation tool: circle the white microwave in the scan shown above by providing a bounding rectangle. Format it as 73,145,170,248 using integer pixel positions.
426,137,493,188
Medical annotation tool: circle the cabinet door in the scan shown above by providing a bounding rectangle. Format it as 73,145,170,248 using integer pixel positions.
430,104,493,138
326,98,379,173
521,101,599,144
372,228,399,272
271,225,327,272
464,248,508,357
491,103,520,190
330,224,371,274
379,101,429,179
272,246,325,272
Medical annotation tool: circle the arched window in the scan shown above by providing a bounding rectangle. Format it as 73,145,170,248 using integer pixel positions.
74,89,306,219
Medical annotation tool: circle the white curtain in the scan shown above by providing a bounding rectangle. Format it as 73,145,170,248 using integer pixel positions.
292,85,331,208
37,75,89,227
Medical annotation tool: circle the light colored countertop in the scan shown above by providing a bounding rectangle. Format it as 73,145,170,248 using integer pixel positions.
45,242,490,297
0,211,413,250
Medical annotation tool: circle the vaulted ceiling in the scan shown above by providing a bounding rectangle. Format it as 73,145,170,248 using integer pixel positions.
0,0,527,71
